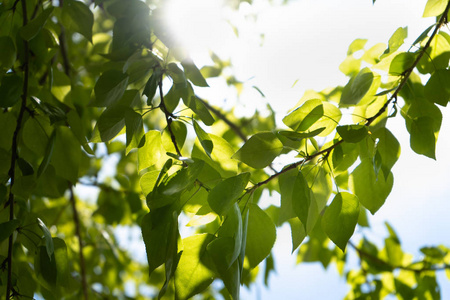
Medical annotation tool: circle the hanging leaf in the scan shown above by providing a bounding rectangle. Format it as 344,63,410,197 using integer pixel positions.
0,219,21,244
92,70,129,107
19,7,54,41
340,68,374,106
322,192,360,251
337,125,369,143
410,116,436,159
0,36,16,70
232,132,283,169
37,218,54,260
283,100,324,131
208,173,250,215
291,172,311,229
193,120,213,158
61,0,94,42
423,0,448,17
182,59,209,87
175,234,216,300
349,159,394,214
245,204,276,269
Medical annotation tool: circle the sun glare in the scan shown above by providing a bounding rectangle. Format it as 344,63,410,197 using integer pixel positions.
163,0,231,57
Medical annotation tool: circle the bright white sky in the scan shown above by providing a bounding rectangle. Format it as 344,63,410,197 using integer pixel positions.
124,0,450,298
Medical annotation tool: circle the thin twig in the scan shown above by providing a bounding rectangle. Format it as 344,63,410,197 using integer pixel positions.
5,1,29,298
197,97,248,142
69,185,89,300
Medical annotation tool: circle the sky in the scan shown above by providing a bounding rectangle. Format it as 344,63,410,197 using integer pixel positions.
160,0,450,298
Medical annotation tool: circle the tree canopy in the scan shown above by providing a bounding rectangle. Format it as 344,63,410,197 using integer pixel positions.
1,0,450,299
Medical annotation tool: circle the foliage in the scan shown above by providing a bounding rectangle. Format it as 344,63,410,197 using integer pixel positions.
0,0,450,299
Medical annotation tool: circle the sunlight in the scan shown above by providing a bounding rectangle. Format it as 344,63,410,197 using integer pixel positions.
163,0,231,57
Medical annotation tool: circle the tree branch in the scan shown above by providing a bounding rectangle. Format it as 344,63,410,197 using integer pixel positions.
366,1,450,125
349,241,450,273
6,1,29,298
248,3,450,193
197,97,248,142
69,185,89,300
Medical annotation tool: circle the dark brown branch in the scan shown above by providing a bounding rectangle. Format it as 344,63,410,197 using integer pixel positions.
69,185,89,300
366,1,450,125
58,0,71,77
349,241,450,273
6,1,29,298
197,97,248,142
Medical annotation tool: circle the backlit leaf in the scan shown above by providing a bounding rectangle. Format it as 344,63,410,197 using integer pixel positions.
232,132,283,169
423,0,447,17
341,68,374,106
245,203,276,269
349,158,393,214
175,234,216,300
193,120,213,158
410,116,436,159
208,173,250,215
337,125,369,143
92,70,129,107
322,192,360,251
62,0,94,42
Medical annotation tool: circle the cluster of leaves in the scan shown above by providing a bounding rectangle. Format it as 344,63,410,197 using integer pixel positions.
1,0,450,299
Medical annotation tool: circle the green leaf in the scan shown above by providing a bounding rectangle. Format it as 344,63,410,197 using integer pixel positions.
417,34,450,74
19,7,54,41
162,120,187,153
51,126,81,183
340,68,374,106
37,218,54,260
144,69,161,105
0,75,23,108
278,168,300,224
278,128,325,141
18,157,34,176
193,120,213,158
182,59,209,87
192,134,238,178
292,171,311,229
410,116,436,159
245,203,276,269
141,206,178,276
62,0,94,42
92,70,129,107
424,69,450,106
349,158,393,214
372,127,401,178
382,27,408,57
96,105,126,142
288,217,306,253
232,132,283,169
138,131,164,171
125,109,145,154
175,234,216,300
423,0,447,17
347,38,368,55
283,100,324,131
389,52,416,75
0,220,21,244
0,36,16,70
208,173,250,215
337,125,369,143
35,238,69,290
322,192,360,251
162,160,204,195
